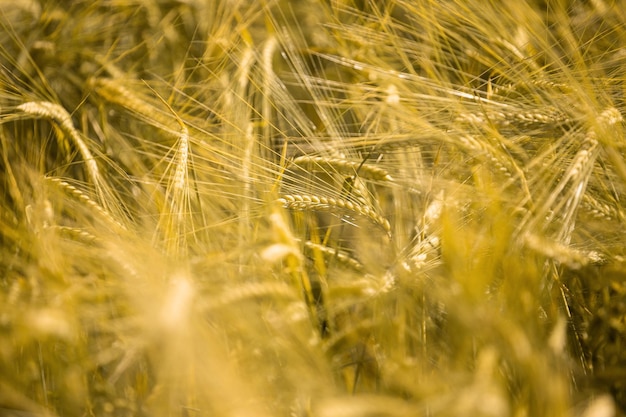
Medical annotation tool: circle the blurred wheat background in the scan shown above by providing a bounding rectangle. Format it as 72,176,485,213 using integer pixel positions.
1,0,625,416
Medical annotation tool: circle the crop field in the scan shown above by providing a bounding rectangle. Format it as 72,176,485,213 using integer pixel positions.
0,1,625,416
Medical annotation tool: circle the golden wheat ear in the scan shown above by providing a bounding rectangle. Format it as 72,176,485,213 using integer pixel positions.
13,101,130,224
17,101,101,185
277,194,391,236
292,155,393,182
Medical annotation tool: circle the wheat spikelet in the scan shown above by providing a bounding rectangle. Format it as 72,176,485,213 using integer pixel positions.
561,135,599,191
278,194,391,235
594,107,623,134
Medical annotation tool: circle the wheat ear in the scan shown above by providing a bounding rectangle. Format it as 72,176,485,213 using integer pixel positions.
51,226,98,244
45,177,126,233
492,79,574,96
524,233,604,270
581,194,622,221
302,240,365,273
278,194,391,235
89,78,175,129
292,155,393,182
520,107,621,244
456,107,570,130
456,133,518,177
17,101,100,188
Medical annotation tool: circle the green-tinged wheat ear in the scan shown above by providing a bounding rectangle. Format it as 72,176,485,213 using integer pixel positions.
278,194,391,235
292,155,393,182
16,101,100,187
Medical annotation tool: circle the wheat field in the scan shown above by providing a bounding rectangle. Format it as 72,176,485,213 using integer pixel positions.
1,1,625,416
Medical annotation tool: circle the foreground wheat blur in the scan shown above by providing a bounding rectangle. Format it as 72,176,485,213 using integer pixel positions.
1,0,625,416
